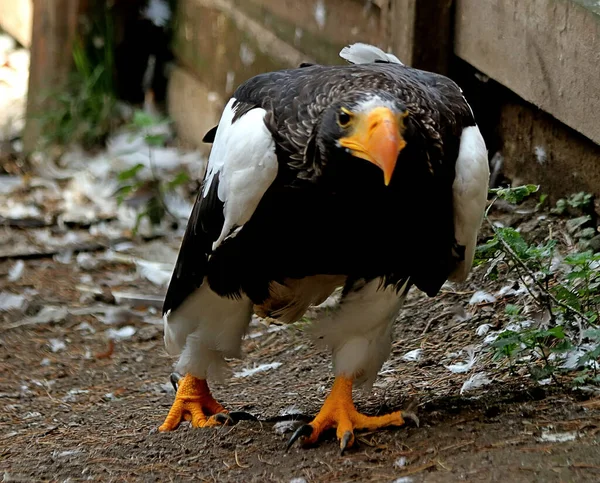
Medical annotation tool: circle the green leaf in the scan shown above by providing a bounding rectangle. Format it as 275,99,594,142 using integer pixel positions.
496,227,529,258
583,329,600,341
536,193,549,210
490,184,539,204
145,133,166,146
117,163,145,181
132,110,157,128
166,171,190,190
505,304,522,316
567,191,593,209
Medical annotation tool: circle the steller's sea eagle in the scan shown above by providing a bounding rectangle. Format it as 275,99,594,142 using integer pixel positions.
158,42,490,453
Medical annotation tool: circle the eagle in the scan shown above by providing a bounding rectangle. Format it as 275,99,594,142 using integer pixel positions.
158,43,490,453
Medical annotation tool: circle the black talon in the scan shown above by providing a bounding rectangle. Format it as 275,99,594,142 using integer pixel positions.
214,412,235,425
286,424,313,451
402,410,420,428
340,430,353,455
169,372,182,392
228,411,258,422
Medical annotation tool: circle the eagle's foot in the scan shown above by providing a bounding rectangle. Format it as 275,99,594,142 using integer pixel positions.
287,376,417,454
159,373,229,431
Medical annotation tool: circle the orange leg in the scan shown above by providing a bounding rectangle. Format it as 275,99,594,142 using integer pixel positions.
159,374,227,431
288,376,418,453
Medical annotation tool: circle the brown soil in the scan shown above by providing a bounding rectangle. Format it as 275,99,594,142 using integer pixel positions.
1,218,600,483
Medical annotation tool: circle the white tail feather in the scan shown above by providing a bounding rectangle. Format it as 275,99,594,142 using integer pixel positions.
339,42,403,65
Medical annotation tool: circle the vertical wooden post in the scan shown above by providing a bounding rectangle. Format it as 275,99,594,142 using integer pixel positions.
23,0,88,153
390,0,454,74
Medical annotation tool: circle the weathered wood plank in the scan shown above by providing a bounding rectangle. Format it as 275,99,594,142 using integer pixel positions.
455,0,600,145
23,0,88,153
390,0,453,74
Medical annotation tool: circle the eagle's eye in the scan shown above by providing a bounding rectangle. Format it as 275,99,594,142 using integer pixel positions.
337,108,353,128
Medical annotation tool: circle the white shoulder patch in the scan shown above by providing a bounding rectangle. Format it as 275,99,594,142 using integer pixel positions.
203,98,278,250
339,42,403,65
449,125,490,282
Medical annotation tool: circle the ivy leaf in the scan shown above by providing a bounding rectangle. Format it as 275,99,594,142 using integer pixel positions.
118,163,144,181
490,184,539,204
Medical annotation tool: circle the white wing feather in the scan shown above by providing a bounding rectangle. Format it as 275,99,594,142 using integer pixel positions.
449,125,490,282
203,98,278,250
339,42,403,65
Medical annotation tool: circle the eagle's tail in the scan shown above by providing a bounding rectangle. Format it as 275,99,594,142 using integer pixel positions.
339,42,403,65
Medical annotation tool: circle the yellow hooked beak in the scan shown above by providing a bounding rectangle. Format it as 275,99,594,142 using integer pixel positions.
338,107,406,185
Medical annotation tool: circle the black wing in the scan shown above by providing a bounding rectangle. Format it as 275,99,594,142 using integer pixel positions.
162,173,224,315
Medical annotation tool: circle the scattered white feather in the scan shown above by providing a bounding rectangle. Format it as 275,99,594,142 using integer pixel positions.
49,338,66,353
233,362,282,378
561,346,600,370
279,405,303,417
136,260,172,286
0,175,23,194
142,0,171,27
8,260,25,282
274,420,297,434
107,326,136,340
483,332,499,345
505,320,532,332
468,291,496,305
539,430,577,442
163,192,193,220
445,347,477,374
0,200,42,219
54,250,73,265
402,349,422,362
239,43,256,66
17,306,68,325
538,377,552,386
0,292,26,311
460,372,492,394
534,146,547,165
476,324,492,336
76,252,98,270
23,411,42,420
394,456,408,468
62,388,89,403
290,478,307,483
392,478,413,483
53,449,83,458
76,321,95,333
40,358,51,366
314,0,326,29
496,283,529,298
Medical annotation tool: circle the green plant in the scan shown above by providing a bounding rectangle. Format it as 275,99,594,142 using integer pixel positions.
551,191,594,215
115,109,190,234
35,3,121,150
478,185,600,386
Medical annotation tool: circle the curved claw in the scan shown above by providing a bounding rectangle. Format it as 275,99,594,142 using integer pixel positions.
213,412,235,425
340,430,353,455
212,411,258,426
229,411,258,422
286,424,314,451
169,372,182,392
401,411,420,428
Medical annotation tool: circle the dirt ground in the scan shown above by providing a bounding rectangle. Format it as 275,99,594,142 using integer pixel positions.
1,211,600,483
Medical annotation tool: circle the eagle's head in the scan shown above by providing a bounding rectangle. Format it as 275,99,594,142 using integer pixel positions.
318,92,409,185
